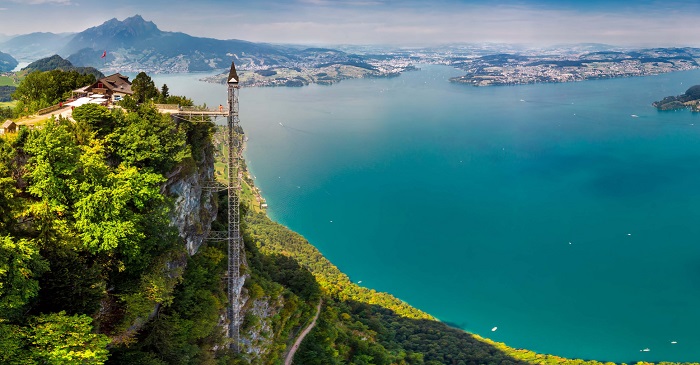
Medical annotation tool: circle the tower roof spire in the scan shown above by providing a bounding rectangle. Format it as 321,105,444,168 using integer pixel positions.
228,61,239,84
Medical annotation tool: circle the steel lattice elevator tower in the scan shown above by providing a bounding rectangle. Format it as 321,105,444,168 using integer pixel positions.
226,62,242,352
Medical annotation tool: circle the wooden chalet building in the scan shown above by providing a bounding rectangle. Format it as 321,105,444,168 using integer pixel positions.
74,73,134,103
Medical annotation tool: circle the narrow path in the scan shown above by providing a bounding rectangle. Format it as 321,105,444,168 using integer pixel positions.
16,106,74,127
285,299,323,365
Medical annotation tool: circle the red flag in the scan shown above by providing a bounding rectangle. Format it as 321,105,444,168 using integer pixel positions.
101,50,106,58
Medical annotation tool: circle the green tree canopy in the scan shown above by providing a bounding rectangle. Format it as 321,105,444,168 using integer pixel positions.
0,138,20,233
160,84,169,102
73,142,165,255
0,323,28,365
72,104,116,140
0,236,47,320
131,72,159,103
12,70,95,116
111,105,190,175
24,119,80,213
28,311,109,364
685,85,700,99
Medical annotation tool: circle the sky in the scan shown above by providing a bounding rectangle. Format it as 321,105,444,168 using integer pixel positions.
1,0,700,47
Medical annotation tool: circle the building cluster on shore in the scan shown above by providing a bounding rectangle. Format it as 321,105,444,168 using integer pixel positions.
452,59,698,86
448,48,700,86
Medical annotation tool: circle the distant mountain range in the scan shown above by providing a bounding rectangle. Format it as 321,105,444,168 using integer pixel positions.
3,14,699,86
63,15,303,73
0,51,18,72
0,15,362,74
0,32,75,62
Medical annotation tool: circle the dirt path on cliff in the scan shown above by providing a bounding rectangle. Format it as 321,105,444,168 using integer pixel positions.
285,299,323,365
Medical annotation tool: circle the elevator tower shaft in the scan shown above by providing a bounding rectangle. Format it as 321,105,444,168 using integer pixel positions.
226,62,242,352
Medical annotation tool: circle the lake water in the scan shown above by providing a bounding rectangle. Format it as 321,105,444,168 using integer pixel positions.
153,66,700,363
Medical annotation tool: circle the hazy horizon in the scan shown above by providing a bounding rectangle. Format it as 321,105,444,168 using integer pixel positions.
1,0,700,48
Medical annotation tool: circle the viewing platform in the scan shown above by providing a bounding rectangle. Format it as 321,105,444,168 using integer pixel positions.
155,104,229,122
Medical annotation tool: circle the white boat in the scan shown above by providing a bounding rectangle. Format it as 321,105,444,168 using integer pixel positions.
491,326,498,332
671,341,678,344
279,122,284,126
631,114,639,118
641,348,650,352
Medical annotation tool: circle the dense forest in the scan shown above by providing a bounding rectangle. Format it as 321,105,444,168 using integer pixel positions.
3,69,700,365
0,68,322,364
0,97,218,362
0,85,15,102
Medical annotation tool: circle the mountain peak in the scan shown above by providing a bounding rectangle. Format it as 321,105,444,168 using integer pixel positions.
101,14,161,38
61,15,162,56
121,14,159,33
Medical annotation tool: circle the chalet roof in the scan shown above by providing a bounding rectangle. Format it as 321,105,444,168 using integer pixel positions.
2,120,15,129
92,73,133,95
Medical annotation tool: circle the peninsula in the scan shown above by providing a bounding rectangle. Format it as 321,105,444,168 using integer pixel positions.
653,84,700,111
200,60,415,87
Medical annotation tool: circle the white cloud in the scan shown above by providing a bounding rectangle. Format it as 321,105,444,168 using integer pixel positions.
9,0,72,4
298,0,382,6
269,3,700,46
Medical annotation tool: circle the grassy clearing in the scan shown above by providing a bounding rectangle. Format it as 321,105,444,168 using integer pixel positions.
214,163,265,214
214,162,227,181
0,100,16,108
0,75,17,87
241,179,264,214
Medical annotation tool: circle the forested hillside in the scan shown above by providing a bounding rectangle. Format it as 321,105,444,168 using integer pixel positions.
0,69,326,365
0,99,217,363
653,84,700,111
21,55,104,80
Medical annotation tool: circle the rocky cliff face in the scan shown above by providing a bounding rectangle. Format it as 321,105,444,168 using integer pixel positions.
102,145,219,344
231,269,299,363
165,151,217,256
221,249,280,359
163,140,280,358
244,297,282,355
161,134,299,362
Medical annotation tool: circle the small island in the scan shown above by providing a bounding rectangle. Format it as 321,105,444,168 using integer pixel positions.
653,84,700,111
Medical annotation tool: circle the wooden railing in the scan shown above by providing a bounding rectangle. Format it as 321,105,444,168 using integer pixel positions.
154,104,228,114
37,104,63,115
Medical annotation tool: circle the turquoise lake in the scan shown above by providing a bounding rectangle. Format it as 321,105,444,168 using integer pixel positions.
153,66,700,362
